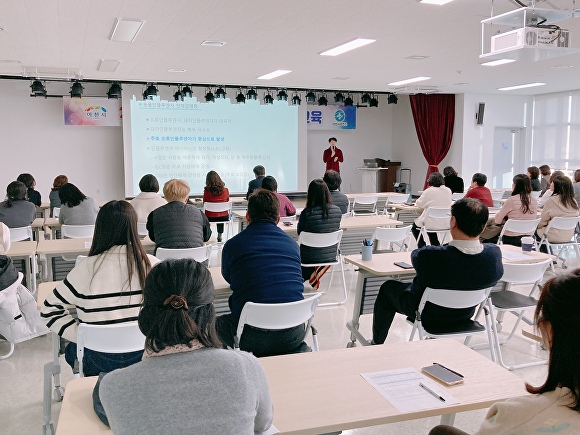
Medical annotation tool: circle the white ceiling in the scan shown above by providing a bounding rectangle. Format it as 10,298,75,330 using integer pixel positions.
1,0,580,96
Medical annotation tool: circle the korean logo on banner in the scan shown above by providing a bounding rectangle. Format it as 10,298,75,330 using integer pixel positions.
63,97,122,126
306,105,356,130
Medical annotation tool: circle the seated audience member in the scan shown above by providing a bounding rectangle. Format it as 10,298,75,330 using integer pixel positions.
463,173,494,207
372,198,503,345
539,164,551,195
246,165,265,199
536,175,579,246
58,183,99,225
203,170,230,242
412,172,453,248
49,175,68,217
0,222,9,253
573,169,580,205
216,189,307,357
538,171,565,208
429,270,580,435
16,173,41,207
41,201,158,376
527,166,541,191
298,179,342,288
0,181,36,229
323,170,349,214
147,179,211,252
129,174,166,223
482,174,538,246
96,259,273,434
443,166,464,194
261,175,296,217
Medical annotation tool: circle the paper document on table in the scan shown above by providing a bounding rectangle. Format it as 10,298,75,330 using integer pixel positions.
361,368,459,412
259,425,279,435
500,249,536,262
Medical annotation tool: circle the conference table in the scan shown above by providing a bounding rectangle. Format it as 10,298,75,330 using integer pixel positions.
344,245,554,347
5,240,38,295
53,339,526,435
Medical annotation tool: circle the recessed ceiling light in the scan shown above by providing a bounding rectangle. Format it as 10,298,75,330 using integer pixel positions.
481,59,516,66
420,0,454,4
549,64,574,69
332,76,350,80
405,55,429,60
0,59,21,64
257,70,292,80
109,18,145,42
498,82,546,91
388,76,431,86
201,40,226,47
168,68,186,73
454,82,469,86
320,38,376,56
97,59,120,73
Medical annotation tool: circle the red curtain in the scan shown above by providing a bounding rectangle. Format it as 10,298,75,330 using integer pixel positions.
409,94,455,189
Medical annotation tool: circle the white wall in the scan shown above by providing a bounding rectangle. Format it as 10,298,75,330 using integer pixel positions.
1,80,124,203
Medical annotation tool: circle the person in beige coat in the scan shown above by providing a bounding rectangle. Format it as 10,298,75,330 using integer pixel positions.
536,175,579,244
129,174,167,223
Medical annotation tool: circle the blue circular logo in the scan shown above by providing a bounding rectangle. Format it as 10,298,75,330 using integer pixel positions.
334,110,345,122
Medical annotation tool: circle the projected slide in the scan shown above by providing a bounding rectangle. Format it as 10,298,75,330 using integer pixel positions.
127,96,299,196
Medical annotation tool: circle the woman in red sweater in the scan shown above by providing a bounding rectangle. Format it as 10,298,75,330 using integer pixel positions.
203,171,230,242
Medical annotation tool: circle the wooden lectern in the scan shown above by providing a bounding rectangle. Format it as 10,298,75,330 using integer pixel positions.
357,159,401,192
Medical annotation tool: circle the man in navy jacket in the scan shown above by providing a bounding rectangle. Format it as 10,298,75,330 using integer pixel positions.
372,198,504,344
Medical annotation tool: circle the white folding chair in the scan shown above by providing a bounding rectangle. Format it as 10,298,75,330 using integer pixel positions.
371,225,412,252
497,218,540,247
451,192,465,201
351,195,378,215
482,259,551,370
537,216,580,273
155,245,212,265
382,194,410,217
531,191,541,199
203,201,233,241
52,207,61,218
61,225,95,239
298,230,347,306
407,287,495,361
491,190,505,201
418,207,451,246
76,322,145,377
234,293,322,352
9,226,33,242
137,222,148,238
0,272,24,359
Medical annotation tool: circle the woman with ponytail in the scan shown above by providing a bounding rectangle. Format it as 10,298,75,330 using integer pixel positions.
98,259,273,434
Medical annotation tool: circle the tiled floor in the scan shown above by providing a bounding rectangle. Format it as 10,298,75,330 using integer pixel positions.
1,243,575,435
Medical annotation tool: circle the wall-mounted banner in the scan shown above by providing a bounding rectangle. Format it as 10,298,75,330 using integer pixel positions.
63,97,122,126
306,105,356,130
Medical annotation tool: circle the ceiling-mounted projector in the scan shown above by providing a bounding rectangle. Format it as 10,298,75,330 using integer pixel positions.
491,27,570,54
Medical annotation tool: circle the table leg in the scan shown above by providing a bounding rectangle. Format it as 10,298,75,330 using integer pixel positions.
440,413,456,426
346,271,371,346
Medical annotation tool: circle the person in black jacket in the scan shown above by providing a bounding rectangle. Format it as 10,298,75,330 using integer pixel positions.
147,179,211,253
443,166,464,194
297,179,342,288
323,170,349,214
16,173,41,207
246,165,265,199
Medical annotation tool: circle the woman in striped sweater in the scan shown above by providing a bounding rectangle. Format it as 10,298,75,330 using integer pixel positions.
41,200,159,376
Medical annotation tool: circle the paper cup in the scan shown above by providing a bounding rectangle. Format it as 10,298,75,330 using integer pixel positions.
521,236,534,252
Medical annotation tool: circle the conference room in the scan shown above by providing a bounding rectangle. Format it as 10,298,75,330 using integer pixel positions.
3,0,580,434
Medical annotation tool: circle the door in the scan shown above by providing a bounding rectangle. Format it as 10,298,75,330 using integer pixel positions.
491,127,524,189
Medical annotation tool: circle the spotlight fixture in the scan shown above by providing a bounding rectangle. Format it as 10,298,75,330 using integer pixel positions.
174,88,184,101
277,89,288,101
205,88,215,102
181,85,193,98
263,90,274,105
30,80,46,97
318,93,328,106
215,87,226,98
361,92,371,104
69,81,84,98
387,93,398,105
334,92,345,103
236,89,246,103
246,88,257,100
344,94,354,106
143,83,158,100
291,91,301,105
369,95,379,107
107,82,122,99
305,90,316,103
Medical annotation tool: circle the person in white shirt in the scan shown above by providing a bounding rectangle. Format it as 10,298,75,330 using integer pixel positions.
412,172,452,247
129,174,167,223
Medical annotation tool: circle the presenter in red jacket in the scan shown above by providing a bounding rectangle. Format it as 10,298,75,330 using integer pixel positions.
323,137,344,173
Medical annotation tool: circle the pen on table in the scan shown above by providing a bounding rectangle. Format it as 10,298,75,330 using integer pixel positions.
419,383,446,402
433,363,464,378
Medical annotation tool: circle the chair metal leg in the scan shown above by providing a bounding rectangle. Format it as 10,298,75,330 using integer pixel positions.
319,260,348,307
0,340,14,359
311,326,319,351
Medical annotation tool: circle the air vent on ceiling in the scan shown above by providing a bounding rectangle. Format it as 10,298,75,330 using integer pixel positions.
22,66,82,80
